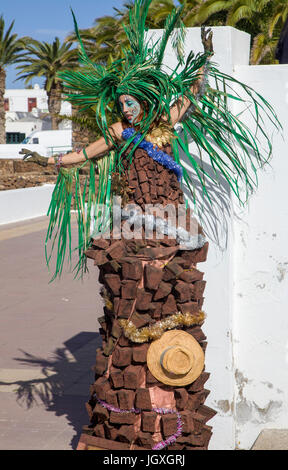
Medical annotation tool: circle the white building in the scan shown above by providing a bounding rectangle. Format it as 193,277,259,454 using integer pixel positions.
4,84,72,143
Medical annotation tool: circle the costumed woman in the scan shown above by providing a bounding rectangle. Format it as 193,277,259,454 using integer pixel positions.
21,0,280,451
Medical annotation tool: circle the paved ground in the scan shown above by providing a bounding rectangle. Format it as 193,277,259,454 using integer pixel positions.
251,429,288,450
0,216,102,450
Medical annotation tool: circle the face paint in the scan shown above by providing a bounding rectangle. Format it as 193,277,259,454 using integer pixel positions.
119,95,141,124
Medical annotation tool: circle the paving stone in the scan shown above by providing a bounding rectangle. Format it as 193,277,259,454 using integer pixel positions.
251,430,288,450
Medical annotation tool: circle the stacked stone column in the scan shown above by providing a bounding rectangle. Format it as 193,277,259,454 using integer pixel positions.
81,146,216,450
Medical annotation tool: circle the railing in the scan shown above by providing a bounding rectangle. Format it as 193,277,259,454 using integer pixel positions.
47,145,73,156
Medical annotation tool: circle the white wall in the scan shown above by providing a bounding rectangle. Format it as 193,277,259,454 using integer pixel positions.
149,26,288,450
232,64,288,449
0,185,55,225
4,85,72,115
6,120,42,136
149,26,249,450
5,85,48,113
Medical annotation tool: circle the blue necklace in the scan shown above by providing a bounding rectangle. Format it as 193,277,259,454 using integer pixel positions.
122,127,183,182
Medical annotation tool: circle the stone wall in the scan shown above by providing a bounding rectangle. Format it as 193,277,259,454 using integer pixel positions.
72,104,99,150
0,159,58,191
0,159,91,191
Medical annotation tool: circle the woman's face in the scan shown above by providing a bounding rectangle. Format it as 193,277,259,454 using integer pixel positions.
119,94,142,124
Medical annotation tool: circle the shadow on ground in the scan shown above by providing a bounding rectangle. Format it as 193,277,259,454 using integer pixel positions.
0,331,101,450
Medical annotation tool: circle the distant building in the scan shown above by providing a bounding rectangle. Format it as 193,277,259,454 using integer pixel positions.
4,84,72,143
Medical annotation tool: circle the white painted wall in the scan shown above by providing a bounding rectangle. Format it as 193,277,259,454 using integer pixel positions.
5,85,72,115
0,144,49,159
6,120,42,136
149,25,247,450
232,64,288,449
4,85,48,113
0,185,55,225
149,26,288,449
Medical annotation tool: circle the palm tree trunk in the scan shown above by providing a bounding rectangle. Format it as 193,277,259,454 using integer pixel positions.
0,67,6,144
71,104,96,149
47,81,62,130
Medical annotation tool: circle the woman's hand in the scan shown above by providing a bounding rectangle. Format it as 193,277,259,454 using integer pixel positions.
201,26,214,56
19,148,49,167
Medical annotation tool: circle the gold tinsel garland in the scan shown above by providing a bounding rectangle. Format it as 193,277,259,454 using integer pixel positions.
145,123,175,148
119,311,205,343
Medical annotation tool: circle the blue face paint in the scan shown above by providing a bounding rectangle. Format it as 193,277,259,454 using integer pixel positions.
119,95,141,124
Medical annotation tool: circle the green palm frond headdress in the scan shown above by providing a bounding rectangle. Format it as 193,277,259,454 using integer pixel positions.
59,5,190,142
46,0,281,280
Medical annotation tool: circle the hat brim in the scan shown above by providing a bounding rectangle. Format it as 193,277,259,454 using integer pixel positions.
147,330,205,386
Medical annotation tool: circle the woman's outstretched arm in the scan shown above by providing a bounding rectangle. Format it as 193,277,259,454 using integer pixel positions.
21,121,124,166
47,121,124,165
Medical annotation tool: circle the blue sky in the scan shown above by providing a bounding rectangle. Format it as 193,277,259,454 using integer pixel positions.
1,0,121,88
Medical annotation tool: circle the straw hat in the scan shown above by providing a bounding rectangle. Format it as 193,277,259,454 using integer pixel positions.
147,329,204,386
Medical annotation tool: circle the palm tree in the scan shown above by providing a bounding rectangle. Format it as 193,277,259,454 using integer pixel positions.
191,0,269,26
147,0,177,26
189,0,288,64
65,3,135,65
16,37,78,129
0,16,28,144
66,16,128,64
268,0,288,37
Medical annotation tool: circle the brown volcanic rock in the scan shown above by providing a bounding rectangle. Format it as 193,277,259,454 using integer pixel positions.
144,264,163,290
110,368,124,389
123,365,143,390
178,268,204,283
105,274,121,296
117,389,135,410
122,258,143,280
93,377,111,400
135,431,154,448
121,280,138,299
132,343,149,363
109,412,136,425
117,299,134,319
116,425,136,443
142,411,157,432
135,388,152,410
174,388,189,410
161,294,177,316
112,347,132,367
161,414,178,438
153,281,172,300
81,145,214,450
135,289,152,310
